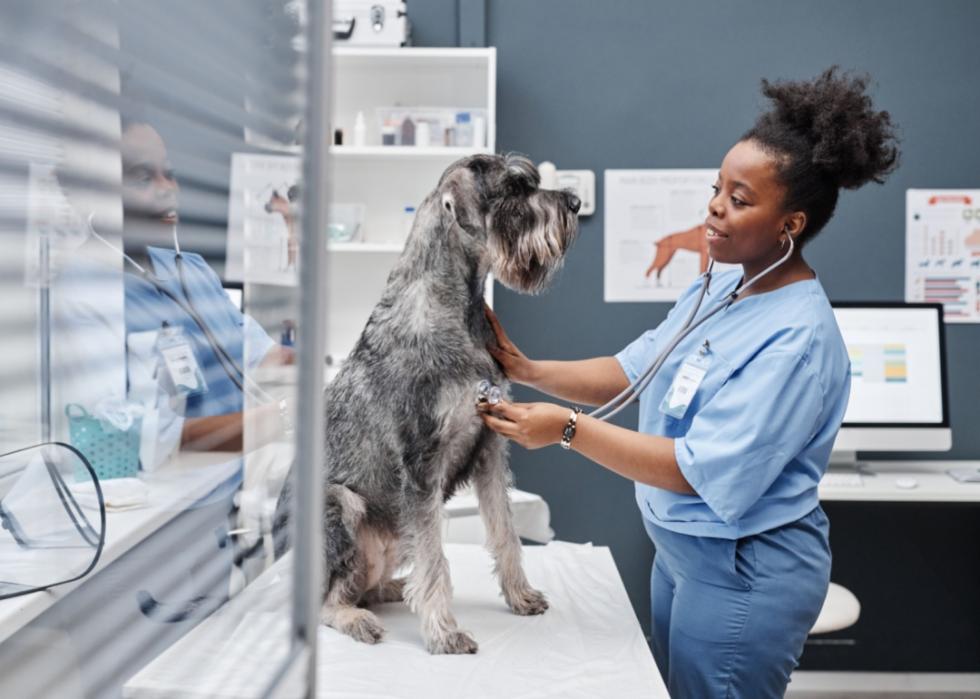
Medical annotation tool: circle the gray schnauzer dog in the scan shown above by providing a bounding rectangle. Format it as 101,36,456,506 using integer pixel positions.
274,153,580,654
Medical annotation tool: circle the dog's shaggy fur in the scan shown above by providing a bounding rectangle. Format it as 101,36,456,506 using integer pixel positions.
274,153,580,654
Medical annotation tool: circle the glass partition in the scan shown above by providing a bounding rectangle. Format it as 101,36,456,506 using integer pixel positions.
0,1,327,696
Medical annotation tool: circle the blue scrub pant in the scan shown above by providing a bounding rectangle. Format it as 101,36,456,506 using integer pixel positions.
644,507,831,699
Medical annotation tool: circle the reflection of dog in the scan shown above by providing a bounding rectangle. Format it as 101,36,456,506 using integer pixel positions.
265,185,299,267
274,154,580,654
644,223,709,281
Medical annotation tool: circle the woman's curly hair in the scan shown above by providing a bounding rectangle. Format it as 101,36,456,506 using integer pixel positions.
742,66,900,243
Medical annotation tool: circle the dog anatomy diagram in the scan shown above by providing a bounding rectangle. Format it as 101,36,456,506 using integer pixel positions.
225,153,301,285
604,169,736,302
906,189,980,322
644,222,710,281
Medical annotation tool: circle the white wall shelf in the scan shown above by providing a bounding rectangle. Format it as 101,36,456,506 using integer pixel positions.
327,241,403,253
330,146,491,160
333,46,496,67
325,47,497,361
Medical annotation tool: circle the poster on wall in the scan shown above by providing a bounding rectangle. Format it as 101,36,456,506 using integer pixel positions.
603,169,736,302
225,153,301,286
906,189,980,323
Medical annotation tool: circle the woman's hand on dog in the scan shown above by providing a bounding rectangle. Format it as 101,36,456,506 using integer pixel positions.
484,304,538,385
479,399,567,450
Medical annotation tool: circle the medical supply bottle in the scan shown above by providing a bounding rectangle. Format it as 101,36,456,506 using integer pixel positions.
402,205,416,237
353,111,366,147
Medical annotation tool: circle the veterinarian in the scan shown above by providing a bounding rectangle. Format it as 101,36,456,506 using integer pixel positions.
480,68,899,698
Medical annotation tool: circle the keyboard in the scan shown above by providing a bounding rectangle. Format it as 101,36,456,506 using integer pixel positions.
821,471,865,488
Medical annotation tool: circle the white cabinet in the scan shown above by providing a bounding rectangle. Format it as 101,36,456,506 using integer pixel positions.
325,47,497,367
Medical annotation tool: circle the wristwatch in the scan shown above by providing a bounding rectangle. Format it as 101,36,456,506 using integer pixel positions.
560,407,582,450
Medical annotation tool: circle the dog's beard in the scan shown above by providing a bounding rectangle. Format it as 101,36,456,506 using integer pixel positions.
488,232,568,294
487,201,576,294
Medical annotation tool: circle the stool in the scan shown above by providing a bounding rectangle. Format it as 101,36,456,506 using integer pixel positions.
810,582,860,634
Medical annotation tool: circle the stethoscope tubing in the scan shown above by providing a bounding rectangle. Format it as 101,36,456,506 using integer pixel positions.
589,233,796,421
86,216,273,405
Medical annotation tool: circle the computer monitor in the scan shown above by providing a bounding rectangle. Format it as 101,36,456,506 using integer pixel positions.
223,282,244,312
830,302,951,466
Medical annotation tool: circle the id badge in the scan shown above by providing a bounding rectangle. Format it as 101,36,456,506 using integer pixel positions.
660,342,712,419
156,325,208,397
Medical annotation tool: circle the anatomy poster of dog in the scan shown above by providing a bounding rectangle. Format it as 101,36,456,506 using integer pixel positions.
906,189,980,323
225,153,301,286
604,169,736,302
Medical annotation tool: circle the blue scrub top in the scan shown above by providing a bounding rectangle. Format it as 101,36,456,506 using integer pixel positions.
616,269,850,539
125,246,275,418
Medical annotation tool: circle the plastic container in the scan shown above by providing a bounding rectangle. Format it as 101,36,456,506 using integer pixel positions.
327,202,366,242
66,404,141,481
454,112,473,149
376,107,487,148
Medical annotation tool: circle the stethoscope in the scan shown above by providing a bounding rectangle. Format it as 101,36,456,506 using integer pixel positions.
588,231,797,422
86,214,273,404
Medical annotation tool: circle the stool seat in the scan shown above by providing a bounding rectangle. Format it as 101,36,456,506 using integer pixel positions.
810,582,860,634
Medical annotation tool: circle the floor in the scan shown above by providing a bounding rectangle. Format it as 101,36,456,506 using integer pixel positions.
786,672,980,698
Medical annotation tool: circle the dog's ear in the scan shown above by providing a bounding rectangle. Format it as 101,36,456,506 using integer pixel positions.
440,172,485,236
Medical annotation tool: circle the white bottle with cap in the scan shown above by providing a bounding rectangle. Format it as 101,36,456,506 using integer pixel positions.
353,111,367,147
402,205,416,237
472,115,486,148
537,161,558,190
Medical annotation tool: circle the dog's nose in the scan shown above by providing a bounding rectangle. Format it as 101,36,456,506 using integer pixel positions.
565,192,581,214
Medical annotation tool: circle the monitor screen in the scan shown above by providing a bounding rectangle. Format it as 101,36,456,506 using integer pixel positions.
223,284,244,312
832,303,948,427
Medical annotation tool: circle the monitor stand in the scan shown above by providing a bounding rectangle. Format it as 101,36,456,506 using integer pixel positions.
828,450,873,473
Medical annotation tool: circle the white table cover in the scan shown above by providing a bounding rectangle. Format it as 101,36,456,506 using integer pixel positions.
124,543,667,699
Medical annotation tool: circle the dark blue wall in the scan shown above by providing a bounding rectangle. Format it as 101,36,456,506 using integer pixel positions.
412,0,980,644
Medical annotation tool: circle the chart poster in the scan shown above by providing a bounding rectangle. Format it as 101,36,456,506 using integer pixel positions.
225,153,301,286
906,189,980,323
603,169,736,302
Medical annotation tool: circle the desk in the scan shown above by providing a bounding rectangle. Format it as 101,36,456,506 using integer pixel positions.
123,543,667,699
0,443,555,697
819,460,980,502
0,450,242,645
806,460,980,675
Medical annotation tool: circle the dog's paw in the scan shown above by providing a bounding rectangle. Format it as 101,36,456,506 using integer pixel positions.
427,629,479,655
506,586,549,616
335,609,385,645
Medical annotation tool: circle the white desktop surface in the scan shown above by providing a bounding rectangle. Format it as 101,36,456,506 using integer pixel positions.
0,443,551,645
123,543,667,699
819,460,980,502
0,450,242,644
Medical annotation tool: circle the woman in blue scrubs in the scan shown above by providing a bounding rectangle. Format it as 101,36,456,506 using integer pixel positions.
480,68,899,698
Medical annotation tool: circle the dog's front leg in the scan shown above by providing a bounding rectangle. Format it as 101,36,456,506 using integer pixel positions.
402,490,478,654
473,434,548,616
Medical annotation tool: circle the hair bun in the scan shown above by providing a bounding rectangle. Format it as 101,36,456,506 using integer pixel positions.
759,66,900,189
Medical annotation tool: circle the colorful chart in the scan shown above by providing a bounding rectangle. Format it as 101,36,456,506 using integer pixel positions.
848,343,908,383
906,189,980,323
